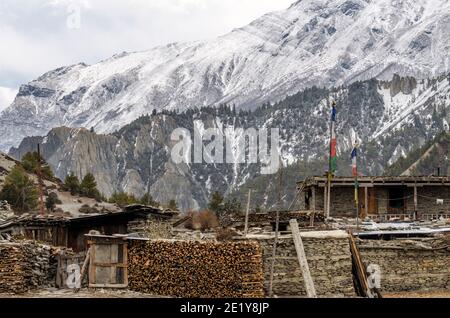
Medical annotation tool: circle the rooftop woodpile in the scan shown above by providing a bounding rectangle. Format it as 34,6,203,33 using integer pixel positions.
128,240,264,298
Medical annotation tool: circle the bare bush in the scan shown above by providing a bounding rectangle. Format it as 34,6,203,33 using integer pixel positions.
184,210,219,231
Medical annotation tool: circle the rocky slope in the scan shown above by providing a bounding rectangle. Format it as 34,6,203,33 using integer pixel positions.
9,74,450,211
0,152,119,216
1,0,450,151
384,130,450,176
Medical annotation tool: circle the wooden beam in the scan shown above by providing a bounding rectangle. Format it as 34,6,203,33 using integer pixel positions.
289,219,317,298
349,233,375,298
414,185,418,218
364,187,368,218
244,189,252,236
311,187,316,213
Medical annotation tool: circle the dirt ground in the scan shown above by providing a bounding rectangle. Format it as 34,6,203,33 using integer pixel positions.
382,290,450,298
2,288,449,298
0,288,167,298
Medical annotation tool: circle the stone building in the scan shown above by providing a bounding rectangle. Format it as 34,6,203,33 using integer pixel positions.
298,176,450,218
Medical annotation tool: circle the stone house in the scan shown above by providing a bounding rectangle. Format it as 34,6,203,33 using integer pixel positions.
298,176,450,218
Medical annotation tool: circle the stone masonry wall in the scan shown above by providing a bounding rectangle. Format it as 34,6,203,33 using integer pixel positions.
312,185,449,216
358,239,450,293
256,231,355,297
313,187,354,217
416,187,450,214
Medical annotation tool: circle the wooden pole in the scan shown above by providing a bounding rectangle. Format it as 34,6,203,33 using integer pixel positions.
311,187,316,212
414,185,418,220
323,184,327,217
37,144,45,216
364,186,368,218
268,163,283,298
74,247,91,293
290,219,317,298
327,174,331,219
268,210,280,298
244,188,252,236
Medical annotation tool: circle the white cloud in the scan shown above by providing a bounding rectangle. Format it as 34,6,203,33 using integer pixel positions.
0,0,294,88
0,87,18,112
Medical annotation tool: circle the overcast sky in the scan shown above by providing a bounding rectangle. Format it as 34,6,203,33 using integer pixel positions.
0,0,294,111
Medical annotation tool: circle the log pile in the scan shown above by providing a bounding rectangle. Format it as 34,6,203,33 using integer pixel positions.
0,241,56,294
128,240,264,298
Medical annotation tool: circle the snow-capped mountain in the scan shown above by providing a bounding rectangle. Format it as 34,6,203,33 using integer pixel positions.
1,0,450,151
9,74,450,210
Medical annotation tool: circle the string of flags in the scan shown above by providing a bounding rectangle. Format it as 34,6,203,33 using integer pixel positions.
351,143,359,206
328,99,359,207
329,100,337,179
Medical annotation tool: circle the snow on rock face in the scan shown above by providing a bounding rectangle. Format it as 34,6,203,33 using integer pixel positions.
1,0,450,151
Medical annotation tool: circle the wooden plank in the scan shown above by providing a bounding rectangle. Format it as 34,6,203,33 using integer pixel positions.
364,187,369,218
123,243,128,287
289,219,317,298
311,187,316,212
89,242,96,287
348,234,375,298
75,248,91,293
414,185,418,214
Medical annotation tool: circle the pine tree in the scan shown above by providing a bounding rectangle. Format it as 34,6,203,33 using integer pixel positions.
167,199,179,211
109,192,138,207
80,173,100,199
45,192,62,212
208,191,223,214
0,165,38,212
21,151,54,179
140,193,159,207
64,172,80,195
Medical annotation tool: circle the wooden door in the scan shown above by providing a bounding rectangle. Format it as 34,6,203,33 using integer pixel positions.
359,188,378,217
89,242,128,288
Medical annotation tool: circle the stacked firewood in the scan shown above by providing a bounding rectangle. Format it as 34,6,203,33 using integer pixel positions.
0,241,55,294
128,240,264,298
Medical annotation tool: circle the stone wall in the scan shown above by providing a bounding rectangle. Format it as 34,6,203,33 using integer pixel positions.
252,231,355,297
310,185,449,216
416,186,450,214
312,187,354,217
377,188,388,214
358,238,450,293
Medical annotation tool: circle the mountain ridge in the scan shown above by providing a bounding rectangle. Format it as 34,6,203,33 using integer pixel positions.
1,0,450,151
9,73,450,211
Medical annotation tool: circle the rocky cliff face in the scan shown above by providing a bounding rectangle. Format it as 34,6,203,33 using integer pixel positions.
1,0,450,151
9,74,450,211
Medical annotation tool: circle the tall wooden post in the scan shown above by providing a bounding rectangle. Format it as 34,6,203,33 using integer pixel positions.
244,188,252,236
327,175,331,219
364,186,368,218
323,183,327,217
311,187,316,212
37,144,45,215
414,185,418,220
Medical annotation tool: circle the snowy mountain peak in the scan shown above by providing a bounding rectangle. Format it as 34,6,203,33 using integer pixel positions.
1,0,450,151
